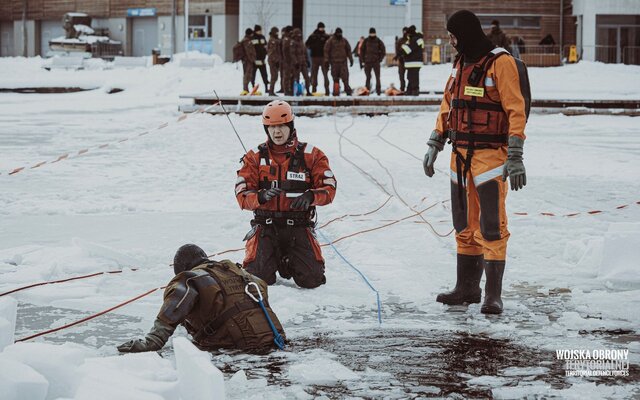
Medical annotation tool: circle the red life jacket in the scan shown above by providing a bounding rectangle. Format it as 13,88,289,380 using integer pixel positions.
447,47,510,149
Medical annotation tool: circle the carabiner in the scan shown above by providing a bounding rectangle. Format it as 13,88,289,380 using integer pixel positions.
244,281,263,302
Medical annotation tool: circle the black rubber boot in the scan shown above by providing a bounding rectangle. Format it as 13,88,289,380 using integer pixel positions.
481,260,506,314
436,254,483,305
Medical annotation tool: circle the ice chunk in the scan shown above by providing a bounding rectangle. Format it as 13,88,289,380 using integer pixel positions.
0,297,17,351
0,357,49,400
600,223,640,290
287,351,359,385
75,352,178,400
2,342,97,399
174,337,225,400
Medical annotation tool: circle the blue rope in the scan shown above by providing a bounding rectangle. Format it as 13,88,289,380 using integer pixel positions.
317,229,382,325
257,300,285,350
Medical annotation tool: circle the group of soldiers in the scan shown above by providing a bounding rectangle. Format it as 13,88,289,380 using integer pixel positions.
238,22,426,97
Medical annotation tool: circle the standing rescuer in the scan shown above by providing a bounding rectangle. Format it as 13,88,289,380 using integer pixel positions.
117,244,285,353
423,10,531,314
236,100,337,289
402,25,424,96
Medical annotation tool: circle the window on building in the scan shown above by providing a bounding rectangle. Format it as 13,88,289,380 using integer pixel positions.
189,15,212,39
478,15,541,29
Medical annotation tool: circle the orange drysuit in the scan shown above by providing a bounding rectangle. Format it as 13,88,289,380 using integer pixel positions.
434,47,530,261
235,137,336,288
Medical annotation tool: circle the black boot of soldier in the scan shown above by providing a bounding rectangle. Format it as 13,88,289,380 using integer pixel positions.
436,254,483,305
481,260,506,314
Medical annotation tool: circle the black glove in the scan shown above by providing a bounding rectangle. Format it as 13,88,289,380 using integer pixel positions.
117,318,175,353
423,130,446,177
258,187,283,204
502,136,527,191
290,191,314,210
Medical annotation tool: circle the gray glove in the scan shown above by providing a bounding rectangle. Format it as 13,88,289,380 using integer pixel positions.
258,187,283,204
423,130,446,177
502,136,527,191
117,318,175,353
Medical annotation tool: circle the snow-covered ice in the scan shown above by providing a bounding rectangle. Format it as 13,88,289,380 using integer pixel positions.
174,337,225,400
0,56,639,398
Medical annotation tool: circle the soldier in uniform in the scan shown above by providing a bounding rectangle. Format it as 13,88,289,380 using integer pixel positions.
280,26,295,96
251,25,269,91
241,28,257,95
117,244,285,353
305,22,330,95
360,27,386,95
324,27,353,96
267,27,281,96
292,27,312,96
236,100,337,289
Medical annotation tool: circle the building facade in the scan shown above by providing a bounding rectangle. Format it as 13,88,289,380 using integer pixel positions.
1,0,638,65
573,0,640,64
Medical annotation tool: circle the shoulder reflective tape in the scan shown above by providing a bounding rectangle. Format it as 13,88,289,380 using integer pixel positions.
324,170,334,178
404,61,423,68
323,178,336,188
305,145,315,154
464,86,484,97
491,47,509,55
417,38,424,47
485,77,495,87
473,164,504,187
235,183,247,195
402,44,411,54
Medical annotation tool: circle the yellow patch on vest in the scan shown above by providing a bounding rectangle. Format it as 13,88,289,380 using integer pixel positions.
464,86,485,97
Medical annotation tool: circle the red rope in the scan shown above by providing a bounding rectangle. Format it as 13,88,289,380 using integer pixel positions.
15,286,164,342
0,269,138,298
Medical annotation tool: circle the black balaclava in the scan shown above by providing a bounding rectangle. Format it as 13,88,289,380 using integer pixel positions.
173,244,208,275
446,10,495,62
335,27,343,39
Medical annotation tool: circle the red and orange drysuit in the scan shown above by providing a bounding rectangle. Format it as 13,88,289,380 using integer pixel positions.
434,47,530,261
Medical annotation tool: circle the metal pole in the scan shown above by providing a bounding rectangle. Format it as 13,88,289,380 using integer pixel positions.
559,0,564,58
22,0,27,57
171,0,176,55
184,0,189,56
405,0,411,27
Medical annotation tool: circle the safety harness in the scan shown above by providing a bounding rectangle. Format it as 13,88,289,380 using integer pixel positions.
193,262,284,350
448,49,509,204
254,141,315,227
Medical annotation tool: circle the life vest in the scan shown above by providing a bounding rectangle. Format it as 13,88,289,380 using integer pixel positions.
447,47,512,149
177,261,284,351
257,141,312,199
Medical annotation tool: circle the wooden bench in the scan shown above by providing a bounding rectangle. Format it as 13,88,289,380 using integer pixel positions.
113,56,149,68
43,56,85,71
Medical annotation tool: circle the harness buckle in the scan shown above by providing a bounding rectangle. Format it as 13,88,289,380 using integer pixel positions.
286,219,294,226
265,218,273,225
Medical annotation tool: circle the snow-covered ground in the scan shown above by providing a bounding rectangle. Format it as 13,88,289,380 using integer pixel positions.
0,56,639,399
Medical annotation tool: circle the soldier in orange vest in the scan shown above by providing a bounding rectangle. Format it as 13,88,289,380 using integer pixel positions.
423,10,531,314
236,100,337,289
